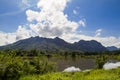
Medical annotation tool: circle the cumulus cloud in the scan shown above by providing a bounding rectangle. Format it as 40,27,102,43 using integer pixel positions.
63,66,81,72
0,32,16,45
103,62,120,70
15,25,33,40
0,26,33,46
26,0,79,38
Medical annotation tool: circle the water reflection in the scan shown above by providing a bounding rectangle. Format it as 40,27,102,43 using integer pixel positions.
50,58,96,71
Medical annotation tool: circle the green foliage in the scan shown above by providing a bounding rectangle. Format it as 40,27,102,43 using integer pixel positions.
30,57,56,74
22,60,36,75
2,62,22,80
0,51,56,80
95,55,107,69
20,68,120,80
1,50,120,80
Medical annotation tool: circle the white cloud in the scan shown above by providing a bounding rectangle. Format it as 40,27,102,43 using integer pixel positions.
95,29,102,37
79,19,86,27
73,10,77,14
0,32,16,46
0,26,33,46
37,0,70,11
16,25,33,40
26,0,79,38
26,9,40,22
20,0,38,11
22,0,30,7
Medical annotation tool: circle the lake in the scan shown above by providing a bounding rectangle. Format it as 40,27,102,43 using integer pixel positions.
50,57,96,71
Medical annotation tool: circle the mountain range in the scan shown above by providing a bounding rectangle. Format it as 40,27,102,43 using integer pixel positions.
0,36,108,52
106,46,119,51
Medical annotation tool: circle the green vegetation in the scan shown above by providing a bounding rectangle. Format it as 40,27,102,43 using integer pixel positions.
0,50,120,80
20,68,120,80
0,50,56,80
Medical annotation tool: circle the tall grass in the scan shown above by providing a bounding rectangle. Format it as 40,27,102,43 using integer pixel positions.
20,68,120,80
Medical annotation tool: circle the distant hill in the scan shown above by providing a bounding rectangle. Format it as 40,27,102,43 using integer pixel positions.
74,40,108,52
106,46,119,51
0,36,108,52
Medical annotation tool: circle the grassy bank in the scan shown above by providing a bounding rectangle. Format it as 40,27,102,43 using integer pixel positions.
20,68,120,80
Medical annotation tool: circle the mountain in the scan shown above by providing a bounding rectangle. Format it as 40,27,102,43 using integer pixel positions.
0,36,71,51
106,46,119,51
73,40,107,52
0,36,108,52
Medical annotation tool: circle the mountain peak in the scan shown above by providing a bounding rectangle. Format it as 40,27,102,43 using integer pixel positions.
54,37,61,40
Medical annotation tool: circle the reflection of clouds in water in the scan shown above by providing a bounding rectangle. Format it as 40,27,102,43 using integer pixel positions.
63,66,81,72
103,62,120,70
63,61,120,72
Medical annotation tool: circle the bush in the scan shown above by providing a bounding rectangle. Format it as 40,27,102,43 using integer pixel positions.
1,62,22,80
22,60,36,75
30,57,56,74
95,55,107,69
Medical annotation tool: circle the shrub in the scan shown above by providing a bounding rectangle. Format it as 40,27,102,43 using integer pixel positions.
95,55,107,69
2,62,22,80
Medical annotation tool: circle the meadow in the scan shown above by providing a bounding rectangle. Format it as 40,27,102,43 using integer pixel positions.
20,68,120,80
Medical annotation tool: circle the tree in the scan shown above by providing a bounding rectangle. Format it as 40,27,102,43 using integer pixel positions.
96,55,107,69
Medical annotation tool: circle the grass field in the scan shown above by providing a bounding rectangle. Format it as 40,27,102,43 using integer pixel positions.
20,68,120,80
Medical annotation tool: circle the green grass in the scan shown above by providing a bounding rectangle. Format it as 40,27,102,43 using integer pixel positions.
20,68,120,80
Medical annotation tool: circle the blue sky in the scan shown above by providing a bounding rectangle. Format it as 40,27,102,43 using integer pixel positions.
65,0,120,37
0,0,120,47
0,0,38,32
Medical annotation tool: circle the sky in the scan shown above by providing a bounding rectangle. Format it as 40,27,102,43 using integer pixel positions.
0,0,120,48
